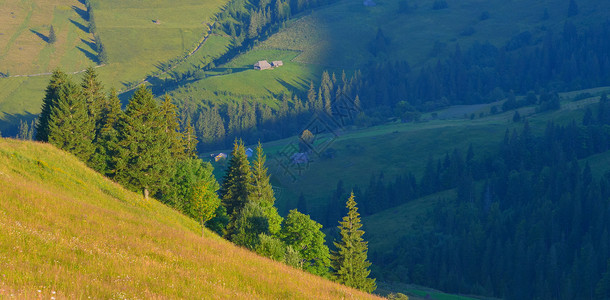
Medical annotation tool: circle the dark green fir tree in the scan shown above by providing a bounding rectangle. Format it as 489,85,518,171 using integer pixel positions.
220,139,254,218
36,69,68,142
115,86,174,199
81,66,106,133
331,192,376,292
251,142,282,235
90,88,123,175
47,79,95,162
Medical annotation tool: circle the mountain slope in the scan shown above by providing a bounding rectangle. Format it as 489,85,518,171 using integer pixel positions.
0,138,379,299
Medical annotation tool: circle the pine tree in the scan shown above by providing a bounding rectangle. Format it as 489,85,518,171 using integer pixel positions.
220,139,254,218
91,88,122,175
331,192,376,292
48,79,95,162
251,142,282,235
81,66,106,134
182,117,198,158
160,95,185,159
48,25,56,44
115,86,174,199
36,69,68,142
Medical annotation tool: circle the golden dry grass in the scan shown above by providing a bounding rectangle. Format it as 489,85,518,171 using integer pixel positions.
0,138,382,299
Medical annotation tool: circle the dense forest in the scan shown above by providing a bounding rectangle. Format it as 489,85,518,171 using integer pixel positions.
166,20,610,153
318,97,610,299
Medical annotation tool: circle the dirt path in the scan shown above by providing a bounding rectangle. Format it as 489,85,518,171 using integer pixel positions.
118,22,216,93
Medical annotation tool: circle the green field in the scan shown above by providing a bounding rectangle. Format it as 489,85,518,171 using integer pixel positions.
0,0,95,75
0,0,228,135
0,138,381,299
162,0,610,116
259,0,610,68
258,88,607,215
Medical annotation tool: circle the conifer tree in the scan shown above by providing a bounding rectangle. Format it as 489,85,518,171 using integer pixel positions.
160,95,185,159
47,79,95,162
48,25,56,44
81,66,106,133
91,88,123,175
182,117,198,158
115,86,174,199
251,142,282,235
220,139,254,218
331,192,376,292
307,81,317,110
36,69,68,142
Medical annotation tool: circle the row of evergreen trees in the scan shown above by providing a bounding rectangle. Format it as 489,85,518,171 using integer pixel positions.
33,69,376,292
326,97,610,299
219,140,376,292
34,68,216,227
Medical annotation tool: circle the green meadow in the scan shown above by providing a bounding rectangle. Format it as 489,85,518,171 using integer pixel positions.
0,138,381,299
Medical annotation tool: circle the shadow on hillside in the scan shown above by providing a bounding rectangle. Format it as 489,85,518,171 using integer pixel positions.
30,29,49,43
72,5,89,22
80,38,96,51
271,78,310,97
70,19,89,33
0,112,38,138
77,46,99,63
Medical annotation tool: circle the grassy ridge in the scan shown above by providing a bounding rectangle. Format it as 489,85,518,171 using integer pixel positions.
0,138,380,299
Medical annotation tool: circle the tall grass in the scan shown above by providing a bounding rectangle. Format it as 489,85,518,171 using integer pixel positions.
0,139,380,299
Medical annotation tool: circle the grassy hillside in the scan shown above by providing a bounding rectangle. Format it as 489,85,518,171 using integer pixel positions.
0,0,95,75
0,0,97,132
0,138,380,299
90,0,228,87
169,0,610,104
0,0,228,135
260,87,609,215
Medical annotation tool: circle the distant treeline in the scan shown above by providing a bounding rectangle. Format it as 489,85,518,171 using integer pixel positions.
322,97,610,299
174,21,610,153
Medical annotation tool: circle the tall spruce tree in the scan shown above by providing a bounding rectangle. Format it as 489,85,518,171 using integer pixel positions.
48,25,56,44
220,139,254,218
81,66,106,133
91,88,123,175
331,192,376,292
47,79,95,162
36,69,68,142
251,142,282,235
160,95,185,160
115,86,174,199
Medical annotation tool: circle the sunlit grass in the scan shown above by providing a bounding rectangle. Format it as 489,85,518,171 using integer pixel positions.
0,139,381,299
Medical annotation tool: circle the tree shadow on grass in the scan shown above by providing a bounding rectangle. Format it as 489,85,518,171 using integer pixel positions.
77,46,99,64
70,19,89,33
80,38,96,51
72,5,89,22
30,29,49,43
